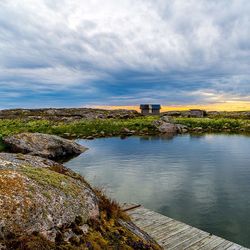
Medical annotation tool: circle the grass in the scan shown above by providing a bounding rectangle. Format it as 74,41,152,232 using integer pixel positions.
174,117,250,132
0,117,158,138
1,116,250,150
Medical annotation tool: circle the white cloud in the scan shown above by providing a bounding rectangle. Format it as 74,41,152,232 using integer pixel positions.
0,0,250,105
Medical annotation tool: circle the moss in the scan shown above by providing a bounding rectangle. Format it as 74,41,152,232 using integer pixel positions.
21,166,81,196
42,191,52,200
4,234,56,250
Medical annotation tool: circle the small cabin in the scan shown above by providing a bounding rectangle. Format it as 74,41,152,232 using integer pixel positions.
189,109,207,118
140,104,161,115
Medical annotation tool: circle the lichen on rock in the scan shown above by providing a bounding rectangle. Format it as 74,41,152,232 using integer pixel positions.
0,153,99,245
0,153,162,249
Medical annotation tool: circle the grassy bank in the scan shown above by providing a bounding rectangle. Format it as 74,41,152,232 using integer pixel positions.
175,117,250,132
1,117,250,148
0,116,158,138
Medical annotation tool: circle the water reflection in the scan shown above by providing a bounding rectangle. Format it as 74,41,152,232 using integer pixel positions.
65,134,250,247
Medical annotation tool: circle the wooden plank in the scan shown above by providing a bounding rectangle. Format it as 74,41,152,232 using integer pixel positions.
171,230,209,250
157,224,191,243
213,241,234,250
131,212,173,229
141,217,173,232
226,244,244,250
121,203,141,211
124,205,250,250
163,227,199,247
198,235,227,250
162,227,202,249
150,220,188,238
154,223,191,241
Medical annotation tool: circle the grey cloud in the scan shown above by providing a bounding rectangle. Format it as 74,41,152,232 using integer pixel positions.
0,0,250,105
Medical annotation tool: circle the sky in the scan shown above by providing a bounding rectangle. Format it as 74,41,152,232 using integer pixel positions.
0,0,250,110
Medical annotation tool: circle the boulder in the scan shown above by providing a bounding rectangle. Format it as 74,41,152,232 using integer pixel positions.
3,133,87,160
176,124,188,133
122,127,135,136
0,153,99,243
156,122,178,134
153,117,188,134
160,115,173,123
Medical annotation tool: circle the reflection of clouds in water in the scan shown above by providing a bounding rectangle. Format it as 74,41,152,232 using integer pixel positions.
65,135,250,246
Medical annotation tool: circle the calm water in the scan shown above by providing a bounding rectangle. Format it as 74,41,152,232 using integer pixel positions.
65,134,250,247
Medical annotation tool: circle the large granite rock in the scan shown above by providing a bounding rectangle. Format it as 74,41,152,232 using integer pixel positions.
0,153,99,243
0,153,162,249
153,116,188,134
3,133,87,160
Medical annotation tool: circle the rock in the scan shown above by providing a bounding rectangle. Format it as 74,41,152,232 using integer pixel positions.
160,115,173,123
0,108,141,121
193,127,203,132
157,122,178,134
63,133,71,138
0,153,99,243
176,124,188,133
153,117,188,134
3,133,87,160
122,128,134,136
189,109,207,118
161,111,181,117
86,136,94,140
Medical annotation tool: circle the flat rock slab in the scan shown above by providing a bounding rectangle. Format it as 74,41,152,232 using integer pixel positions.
0,153,99,243
3,133,87,160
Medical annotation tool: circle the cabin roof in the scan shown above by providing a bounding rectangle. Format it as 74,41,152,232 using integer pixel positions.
140,104,161,109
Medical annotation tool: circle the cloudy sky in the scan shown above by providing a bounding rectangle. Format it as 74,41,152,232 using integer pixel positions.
0,0,250,109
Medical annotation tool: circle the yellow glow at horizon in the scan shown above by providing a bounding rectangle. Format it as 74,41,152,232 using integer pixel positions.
94,101,250,112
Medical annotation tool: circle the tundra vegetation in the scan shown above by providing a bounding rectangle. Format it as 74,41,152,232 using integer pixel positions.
0,115,250,146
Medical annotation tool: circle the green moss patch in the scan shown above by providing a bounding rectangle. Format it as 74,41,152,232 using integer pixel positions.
21,166,81,196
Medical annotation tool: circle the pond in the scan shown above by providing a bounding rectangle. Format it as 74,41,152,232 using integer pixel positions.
65,134,250,247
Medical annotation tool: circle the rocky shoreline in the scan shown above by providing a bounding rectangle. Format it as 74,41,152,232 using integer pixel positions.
0,133,162,250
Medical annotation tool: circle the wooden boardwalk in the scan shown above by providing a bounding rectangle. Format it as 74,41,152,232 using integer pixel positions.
122,204,249,250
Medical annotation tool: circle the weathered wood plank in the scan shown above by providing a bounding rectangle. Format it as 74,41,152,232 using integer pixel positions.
122,205,249,250
196,235,226,250
153,223,191,241
212,241,234,250
131,213,173,229
163,227,204,249
170,230,209,250
226,244,244,250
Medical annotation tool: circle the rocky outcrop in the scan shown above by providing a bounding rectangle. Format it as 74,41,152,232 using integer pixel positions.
0,108,141,121
0,153,99,244
0,153,162,249
153,116,188,134
161,110,207,118
3,133,87,160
